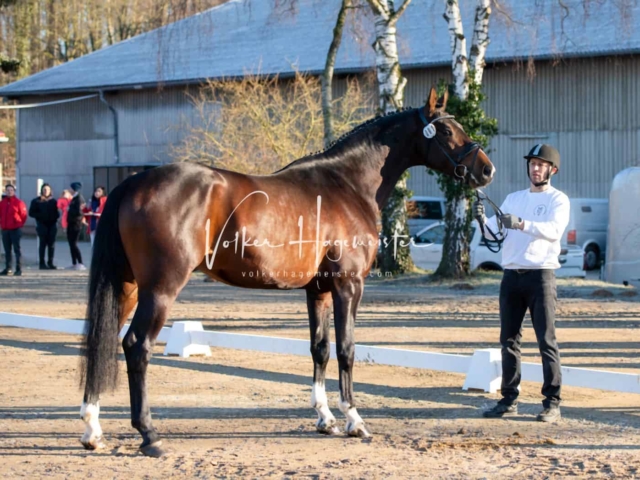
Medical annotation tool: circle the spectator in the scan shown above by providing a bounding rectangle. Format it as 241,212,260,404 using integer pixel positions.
29,183,60,270
83,186,107,246
66,182,87,270
0,184,28,276
57,189,72,231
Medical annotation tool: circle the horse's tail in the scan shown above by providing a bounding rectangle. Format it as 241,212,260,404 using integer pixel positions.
80,181,130,396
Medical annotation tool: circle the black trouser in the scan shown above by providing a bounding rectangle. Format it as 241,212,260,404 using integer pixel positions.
2,228,22,270
499,269,561,408
37,224,57,266
67,224,83,265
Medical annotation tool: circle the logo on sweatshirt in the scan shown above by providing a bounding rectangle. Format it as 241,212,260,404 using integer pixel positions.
534,204,547,216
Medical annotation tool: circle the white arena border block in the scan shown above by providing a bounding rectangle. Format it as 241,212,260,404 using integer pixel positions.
462,349,502,393
2,314,640,395
0,314,469,372
166,321,471,373
462,347,640,395
163,321,211,357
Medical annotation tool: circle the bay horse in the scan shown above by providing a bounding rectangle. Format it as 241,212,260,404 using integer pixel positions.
80,87,494,457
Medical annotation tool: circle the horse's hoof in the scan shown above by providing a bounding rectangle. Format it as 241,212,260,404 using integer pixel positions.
346,423,371,438
140,441,165,458
80,436,107,450
316,419,340,435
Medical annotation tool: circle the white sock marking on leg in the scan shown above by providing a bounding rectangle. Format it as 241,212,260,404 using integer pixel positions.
80,401,103,444
311,382,335,426
339,398,364,431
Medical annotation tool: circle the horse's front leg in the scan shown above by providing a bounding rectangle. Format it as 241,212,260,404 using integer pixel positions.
332,275,370,438
306,289,339,434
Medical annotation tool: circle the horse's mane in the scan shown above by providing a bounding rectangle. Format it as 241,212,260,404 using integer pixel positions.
274,107,415,173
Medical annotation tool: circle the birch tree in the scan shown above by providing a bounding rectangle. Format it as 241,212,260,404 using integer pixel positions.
435,0,493,279
366,0,414,274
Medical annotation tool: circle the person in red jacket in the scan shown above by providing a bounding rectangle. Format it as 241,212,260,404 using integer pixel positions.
82,186,107,247
0,184,28,276
57,189,72,231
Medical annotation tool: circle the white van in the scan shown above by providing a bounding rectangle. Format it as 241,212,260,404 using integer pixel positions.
561,198,608,270
406,196,446,235
605,167,640,287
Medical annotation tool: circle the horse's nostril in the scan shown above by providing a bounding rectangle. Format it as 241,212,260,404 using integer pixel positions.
483,165,493,177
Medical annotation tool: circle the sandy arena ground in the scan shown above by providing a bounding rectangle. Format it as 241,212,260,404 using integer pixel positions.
0,269,639,478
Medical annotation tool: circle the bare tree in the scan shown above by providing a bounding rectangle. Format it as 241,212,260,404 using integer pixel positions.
171,72,374,174
322,0,353,147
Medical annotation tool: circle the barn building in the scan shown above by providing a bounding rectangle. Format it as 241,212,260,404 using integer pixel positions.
0,0,638,209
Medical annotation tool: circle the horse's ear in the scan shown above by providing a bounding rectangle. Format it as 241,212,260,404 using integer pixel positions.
426,86,439,115
436,90,449,111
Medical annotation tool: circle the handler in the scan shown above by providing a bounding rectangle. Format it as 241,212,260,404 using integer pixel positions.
473,144,570,423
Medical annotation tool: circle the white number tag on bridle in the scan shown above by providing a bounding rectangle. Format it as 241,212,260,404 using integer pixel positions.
423,123,436,139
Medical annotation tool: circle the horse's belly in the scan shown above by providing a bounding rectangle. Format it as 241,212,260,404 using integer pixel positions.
207,264,315,289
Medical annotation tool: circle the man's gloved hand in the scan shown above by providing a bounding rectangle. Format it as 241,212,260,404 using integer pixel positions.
499,213,524,230
472,200,485,221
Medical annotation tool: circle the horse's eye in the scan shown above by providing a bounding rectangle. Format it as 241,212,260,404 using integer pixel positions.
444,129,452,136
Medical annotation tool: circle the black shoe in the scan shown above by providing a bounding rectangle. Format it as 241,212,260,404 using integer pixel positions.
536,406,561,423
0,268,11,276
47,264,58,270
483,403,518,418
14,269,22,276
39,263,49,270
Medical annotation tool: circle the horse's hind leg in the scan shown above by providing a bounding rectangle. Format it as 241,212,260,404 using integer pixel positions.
306,290,339,434
332,276,370,438
122,288,176,458
80,281,138,450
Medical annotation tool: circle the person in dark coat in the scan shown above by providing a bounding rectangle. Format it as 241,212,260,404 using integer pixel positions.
66,182,87,270
29,183,60,269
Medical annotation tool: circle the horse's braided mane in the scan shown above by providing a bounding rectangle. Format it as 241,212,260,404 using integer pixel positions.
277,107,414,171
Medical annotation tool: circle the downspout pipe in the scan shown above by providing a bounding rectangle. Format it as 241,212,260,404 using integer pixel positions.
99,90,119,164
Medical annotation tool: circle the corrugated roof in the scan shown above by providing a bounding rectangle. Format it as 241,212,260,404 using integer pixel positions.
1,0,638,96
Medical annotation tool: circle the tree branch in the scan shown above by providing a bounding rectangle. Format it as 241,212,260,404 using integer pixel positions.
489,0,524,27
389,0,412,26
365,0,387,18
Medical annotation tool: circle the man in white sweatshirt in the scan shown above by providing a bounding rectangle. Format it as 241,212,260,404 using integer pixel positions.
473,144,570,423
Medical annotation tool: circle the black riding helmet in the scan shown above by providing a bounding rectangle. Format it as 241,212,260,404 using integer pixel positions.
524,144,560,186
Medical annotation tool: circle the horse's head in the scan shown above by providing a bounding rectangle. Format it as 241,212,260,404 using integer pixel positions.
411,87,495,188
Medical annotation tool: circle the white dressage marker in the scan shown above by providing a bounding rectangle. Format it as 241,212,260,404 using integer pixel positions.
463,347,640,395
163,321,211,357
